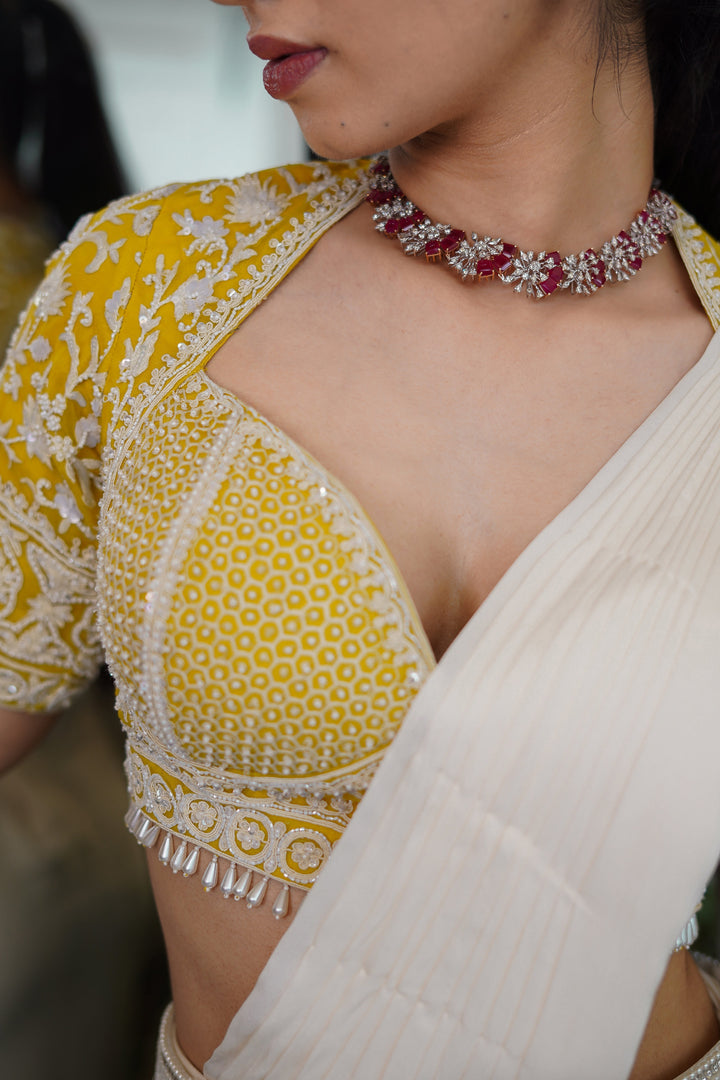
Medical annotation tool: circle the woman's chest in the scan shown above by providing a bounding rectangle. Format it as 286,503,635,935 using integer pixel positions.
203,287,713,660
96,371,434,785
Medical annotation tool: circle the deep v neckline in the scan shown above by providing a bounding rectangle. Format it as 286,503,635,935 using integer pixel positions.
199,321,719,674
198,370,438,672
194,184,720,674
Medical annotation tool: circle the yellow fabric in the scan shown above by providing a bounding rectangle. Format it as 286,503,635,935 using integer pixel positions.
0,160,433,889
1,161,718,893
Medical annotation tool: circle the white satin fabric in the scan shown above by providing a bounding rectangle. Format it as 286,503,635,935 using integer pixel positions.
203,322,720,1080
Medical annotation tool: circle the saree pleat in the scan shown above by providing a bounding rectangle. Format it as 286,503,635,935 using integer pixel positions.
204,322,720,1075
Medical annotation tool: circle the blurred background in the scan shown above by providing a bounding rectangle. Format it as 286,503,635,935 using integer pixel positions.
62,0,305,192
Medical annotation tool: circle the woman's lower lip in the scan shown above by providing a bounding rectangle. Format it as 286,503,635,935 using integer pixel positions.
262,48,327,99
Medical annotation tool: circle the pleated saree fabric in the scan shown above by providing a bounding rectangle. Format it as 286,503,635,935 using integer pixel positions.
205,221,720,1080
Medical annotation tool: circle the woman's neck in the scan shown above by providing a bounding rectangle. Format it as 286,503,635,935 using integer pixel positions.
388,47,655,255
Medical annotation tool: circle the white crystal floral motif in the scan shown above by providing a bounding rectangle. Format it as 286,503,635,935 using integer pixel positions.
600,232,643,282
189,800,219,831
235,819,265,852
290,840,323,871
559,250,606,295
499,250,564,298
446,235,509,281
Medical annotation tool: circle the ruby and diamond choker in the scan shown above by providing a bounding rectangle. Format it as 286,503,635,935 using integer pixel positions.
367,157,677,299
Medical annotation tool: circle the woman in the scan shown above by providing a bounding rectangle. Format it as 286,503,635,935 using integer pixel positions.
1,0,719,1077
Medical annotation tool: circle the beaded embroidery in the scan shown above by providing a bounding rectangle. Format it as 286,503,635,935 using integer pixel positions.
101,365,432,898
1,161,719,925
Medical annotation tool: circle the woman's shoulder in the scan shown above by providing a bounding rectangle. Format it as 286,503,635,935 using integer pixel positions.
672,203,720,329
16,158,371,351
143,157,372,244
3,157,372,399
38,157,371,294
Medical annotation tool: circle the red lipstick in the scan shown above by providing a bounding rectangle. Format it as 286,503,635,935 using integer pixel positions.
247,35,327,100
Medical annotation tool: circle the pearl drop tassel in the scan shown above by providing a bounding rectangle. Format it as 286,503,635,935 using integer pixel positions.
272,884,290,920
246,877,268,909
124,812,293,917
220,865,236,898
141,824,160,848
201,856,219,892
233,868,253,900
170,840,187,874
158,834,174,866
136,816,155,844
181,846,200,877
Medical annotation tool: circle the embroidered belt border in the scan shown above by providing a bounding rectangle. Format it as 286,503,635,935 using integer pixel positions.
123,744,367,890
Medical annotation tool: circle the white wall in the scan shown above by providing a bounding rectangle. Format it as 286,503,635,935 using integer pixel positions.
62,0,306,191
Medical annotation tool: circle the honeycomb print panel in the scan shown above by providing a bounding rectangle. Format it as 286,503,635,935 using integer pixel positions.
163,383,431,781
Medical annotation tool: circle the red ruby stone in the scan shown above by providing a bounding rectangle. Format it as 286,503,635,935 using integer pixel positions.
366,188,395,206
424,239,443,260
638,210,649,224
657,231,667,245
540,253,564,295
439,228,465,253
384,219,401,235
476,258,496,278
493,244,516,273
370,159,390,176
625,237,643,271
592,259,607,288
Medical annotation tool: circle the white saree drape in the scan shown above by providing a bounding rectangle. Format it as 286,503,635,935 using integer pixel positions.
204,250,720,1078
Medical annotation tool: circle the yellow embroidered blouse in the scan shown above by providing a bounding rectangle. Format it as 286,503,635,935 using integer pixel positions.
0,160,436,895
1,159,719,900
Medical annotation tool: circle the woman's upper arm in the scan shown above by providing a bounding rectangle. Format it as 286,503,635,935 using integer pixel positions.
0,707,58,775
0,192,162,718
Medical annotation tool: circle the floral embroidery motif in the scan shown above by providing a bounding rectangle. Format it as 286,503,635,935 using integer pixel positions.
224,173,292,227
188,800,219,832
0,185,168,709
290,841,323,872
236,820,265,852
2,158,718,901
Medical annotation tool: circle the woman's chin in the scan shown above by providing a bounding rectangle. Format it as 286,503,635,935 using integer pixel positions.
293,112,395,164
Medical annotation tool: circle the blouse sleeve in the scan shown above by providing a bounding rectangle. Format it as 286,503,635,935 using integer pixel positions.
0,192,163,713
